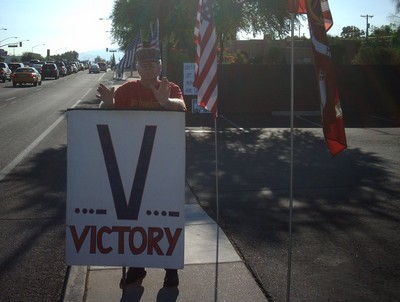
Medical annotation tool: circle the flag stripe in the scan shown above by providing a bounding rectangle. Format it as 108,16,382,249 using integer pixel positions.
150,18,160,49
119,34,142,69
193,0,218,117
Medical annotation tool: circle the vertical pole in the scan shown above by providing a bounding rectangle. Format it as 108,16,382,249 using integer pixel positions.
121,266,126,295
286,12,295,302
213,116,220,302
361,14,373,40
162,40,168,77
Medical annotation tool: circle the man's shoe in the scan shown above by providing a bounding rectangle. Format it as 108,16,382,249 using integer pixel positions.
163,269,179,287
120,268,146,288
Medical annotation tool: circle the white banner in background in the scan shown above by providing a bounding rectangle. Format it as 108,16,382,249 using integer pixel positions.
66,110,185,269
183,63,198,96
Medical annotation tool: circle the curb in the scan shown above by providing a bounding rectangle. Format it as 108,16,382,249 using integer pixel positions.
62,266,88,302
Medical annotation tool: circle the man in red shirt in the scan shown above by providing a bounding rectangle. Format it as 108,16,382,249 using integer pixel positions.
96,48,186,288
97,48,186,111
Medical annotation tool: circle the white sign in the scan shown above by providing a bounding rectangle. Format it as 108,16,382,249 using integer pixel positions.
66,110,185,269
183,63,198,96
191,99,210,114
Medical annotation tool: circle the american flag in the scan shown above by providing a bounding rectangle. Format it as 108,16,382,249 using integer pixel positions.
288,0,347,156
288,0,332,31
150,19,160,49
119,34,142,69
193,0,218,117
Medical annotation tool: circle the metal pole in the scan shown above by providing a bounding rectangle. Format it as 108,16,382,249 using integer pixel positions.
213,116,220,302
286,12,295,302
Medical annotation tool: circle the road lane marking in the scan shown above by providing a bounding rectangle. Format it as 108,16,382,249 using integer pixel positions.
98,73,107,81
0,99,81,182
5,97,16,102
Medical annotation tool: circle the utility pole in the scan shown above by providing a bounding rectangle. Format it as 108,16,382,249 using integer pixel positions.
361,14,373,39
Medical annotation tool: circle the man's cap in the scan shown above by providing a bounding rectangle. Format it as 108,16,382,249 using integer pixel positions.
136,48,161,63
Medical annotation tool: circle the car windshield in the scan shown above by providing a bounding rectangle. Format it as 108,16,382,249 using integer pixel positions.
16,68,34,73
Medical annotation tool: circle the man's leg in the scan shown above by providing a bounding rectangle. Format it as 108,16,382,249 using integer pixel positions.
164,269,179,287
120,267,147,288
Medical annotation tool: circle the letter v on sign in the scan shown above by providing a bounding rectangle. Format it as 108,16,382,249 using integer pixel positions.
97,125,157,220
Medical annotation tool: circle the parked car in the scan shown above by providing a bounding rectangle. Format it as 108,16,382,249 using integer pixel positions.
65,64,73,75
0,62,12,82
56,62,67,77
97,62,107,72
42,63,59,79
69,63,78,73
11,67,42,86
29,59,40,66
89,63,100,73
32,63,43,74
8,62,25,73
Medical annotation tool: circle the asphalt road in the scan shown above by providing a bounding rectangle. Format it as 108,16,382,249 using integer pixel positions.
0,70,114,301
185,115,400,302
1,70,399,301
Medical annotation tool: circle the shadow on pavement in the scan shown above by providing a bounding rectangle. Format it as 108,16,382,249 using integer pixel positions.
185,126,400,301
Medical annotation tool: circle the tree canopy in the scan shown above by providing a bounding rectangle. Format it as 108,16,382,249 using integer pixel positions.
341,26,364,39
110,0,291,55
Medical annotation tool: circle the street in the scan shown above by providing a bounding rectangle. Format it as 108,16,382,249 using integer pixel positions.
0,70,114,301
1,70,400,301
185,116,400,301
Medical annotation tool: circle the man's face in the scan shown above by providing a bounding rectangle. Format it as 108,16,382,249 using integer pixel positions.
137,61,161,79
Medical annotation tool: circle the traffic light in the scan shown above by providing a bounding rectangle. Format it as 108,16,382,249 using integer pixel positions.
106,48,109,52
19,42,22,47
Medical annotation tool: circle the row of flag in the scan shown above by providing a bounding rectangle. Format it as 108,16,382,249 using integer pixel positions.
194,0,347,156
118,19,160,70
117,0,347,156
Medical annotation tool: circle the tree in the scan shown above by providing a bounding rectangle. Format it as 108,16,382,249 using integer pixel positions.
352,24,400,64
341,26,364,39
110,0,290,61
369,24,400,47
20,52,44,62
94,56,106,63
393,0,400,13
110,53,116,69
352,46,400,64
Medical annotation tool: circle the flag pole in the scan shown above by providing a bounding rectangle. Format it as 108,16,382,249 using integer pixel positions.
213,116,220,302
286,12,295,302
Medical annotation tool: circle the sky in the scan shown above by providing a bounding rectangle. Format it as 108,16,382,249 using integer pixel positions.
0,0,118,59
302,0,398,37
1,0,399,59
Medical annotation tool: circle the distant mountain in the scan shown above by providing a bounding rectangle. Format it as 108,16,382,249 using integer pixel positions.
79,49,125,62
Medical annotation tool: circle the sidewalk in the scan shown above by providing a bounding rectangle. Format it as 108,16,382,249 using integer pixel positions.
113,70,140,81
63,184,268,302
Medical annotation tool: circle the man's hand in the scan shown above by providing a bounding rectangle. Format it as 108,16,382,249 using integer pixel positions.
151,77,171,107
96,84,115,108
